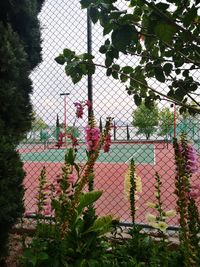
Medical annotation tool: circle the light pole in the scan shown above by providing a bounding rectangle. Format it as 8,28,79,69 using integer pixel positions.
60,93,70,145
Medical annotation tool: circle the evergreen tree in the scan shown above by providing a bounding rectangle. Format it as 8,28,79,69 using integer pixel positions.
0,0,44,260
126,124,130,141
99,117,103,133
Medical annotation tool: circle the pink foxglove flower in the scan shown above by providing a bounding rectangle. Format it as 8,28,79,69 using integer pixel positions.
69,135,78,147
74,100,91,119
103,133,111,153
186,145,198,173
179,143,198,174
74,102,84,118
85,126,100,151
68,173,75,184
24,211,36,216
43,202,52,216
189,184,200,199
85,100,91,108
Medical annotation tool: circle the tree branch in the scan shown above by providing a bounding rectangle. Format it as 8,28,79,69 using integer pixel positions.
186,93,200,107
94,63,200,113
143,0,200,45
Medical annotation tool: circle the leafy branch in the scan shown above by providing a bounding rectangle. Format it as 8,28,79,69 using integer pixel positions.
143,0,200,45
55,50,200,113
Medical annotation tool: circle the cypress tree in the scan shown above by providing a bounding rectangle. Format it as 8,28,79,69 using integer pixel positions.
0,0,44,260
113,120,116,141
99,117,103,133
127,124,130,141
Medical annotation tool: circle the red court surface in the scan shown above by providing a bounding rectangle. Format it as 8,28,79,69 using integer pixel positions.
23,143,199,226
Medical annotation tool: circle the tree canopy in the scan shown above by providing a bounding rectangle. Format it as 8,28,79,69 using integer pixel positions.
0,0,45,69
32,113,48,131
0,0,45,142
56,0,200,114
132,102,159,139
159,107,174,137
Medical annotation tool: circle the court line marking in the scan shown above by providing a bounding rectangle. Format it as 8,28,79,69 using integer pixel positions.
125,146,155,165
125,148,143,164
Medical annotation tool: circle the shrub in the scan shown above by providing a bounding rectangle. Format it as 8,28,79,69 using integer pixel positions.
0,0,44,260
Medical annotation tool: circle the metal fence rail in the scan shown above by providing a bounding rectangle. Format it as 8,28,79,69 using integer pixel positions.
20,0,200,226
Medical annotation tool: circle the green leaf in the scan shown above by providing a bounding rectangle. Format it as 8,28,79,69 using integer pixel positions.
80,259,88,267
105,56,113,67
106,68,112,76
99,45,107,54
120,73,128,82
88,259,99,267
89,7,99,24
133,7,143,16
183,70,189,77
154,67,165,83
155,22,176,43
77,191,102,215
105,39,110,46
83,53,94,60
189,83,198,91
134,94,142,106
122,66,133,74
103,23,113,35
54,55,65,65
30,256,38,267
72,74,82,84
87,62,95,75
84,215,113,235
80,0,91,8
183,6,197,27
112,71,118,79
65,148,76,165
38,252,49,261
174,57,184,68
121,14,136,24
111,25,138,52
163,63,173,76
63,48,74,59
175,69,181,75
112,64,120,71
155,3,170,11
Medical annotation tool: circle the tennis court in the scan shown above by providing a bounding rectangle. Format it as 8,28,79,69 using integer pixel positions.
20,141,200,226
20,143,155,164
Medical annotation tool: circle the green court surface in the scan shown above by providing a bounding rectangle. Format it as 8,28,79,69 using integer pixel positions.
20,143,155,164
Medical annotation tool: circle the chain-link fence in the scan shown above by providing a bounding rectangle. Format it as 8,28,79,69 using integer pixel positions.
19,0,200,227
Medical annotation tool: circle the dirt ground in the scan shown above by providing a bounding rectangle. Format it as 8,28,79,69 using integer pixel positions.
3,219,36,267
4,234,23,267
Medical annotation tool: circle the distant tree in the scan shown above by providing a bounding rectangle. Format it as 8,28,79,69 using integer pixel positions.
113,120,116,141
99,117,103,133
56,114,60,128
126,124,130,140
32,113,48,131
67,126,80,138
159,107,174,137
55,114,60,141
132,102,159,140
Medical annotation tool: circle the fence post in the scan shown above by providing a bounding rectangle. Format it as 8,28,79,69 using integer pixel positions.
87,9,93,119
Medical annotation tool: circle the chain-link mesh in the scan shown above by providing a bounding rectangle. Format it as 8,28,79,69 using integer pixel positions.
19,0,200,227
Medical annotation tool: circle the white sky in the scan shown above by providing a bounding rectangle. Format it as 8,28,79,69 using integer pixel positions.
30,0,198,128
